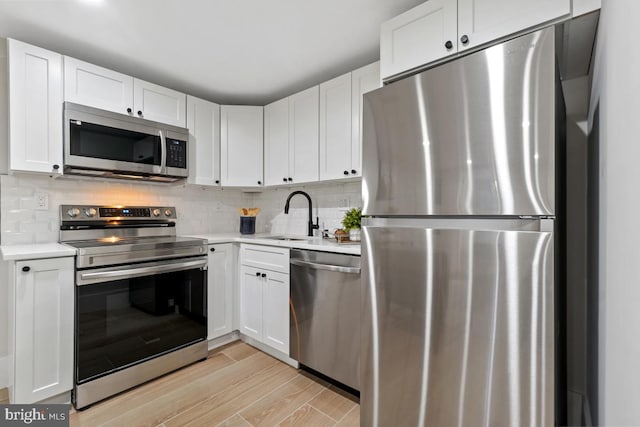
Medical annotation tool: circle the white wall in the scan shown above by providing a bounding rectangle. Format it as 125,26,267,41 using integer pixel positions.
590,1,640,425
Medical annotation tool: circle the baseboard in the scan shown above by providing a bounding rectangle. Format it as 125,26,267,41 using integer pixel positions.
207,331,240,351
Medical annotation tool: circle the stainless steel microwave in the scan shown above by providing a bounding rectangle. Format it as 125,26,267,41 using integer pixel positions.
63,102,189,182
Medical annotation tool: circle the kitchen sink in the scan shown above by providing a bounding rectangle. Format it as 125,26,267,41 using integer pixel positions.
263,236,309,241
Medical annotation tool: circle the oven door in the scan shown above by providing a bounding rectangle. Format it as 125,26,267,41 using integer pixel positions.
75,257,207,385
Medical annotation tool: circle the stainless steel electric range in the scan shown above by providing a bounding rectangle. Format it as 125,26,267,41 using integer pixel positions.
60,205,208,409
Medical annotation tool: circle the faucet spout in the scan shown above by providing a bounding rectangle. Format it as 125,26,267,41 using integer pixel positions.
283,190,319,237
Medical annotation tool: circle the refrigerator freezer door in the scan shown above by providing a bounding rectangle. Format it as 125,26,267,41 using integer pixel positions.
362,27,557,217
362,224,554,427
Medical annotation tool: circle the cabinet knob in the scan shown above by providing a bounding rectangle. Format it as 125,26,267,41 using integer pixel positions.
445,40,453,50
351,169,357,174
215,180,220,184
52,164,60,170
460,35,469,45
343,170,349,175
288,177,292,182
283,178,288,182
257,181,262,185
137,110,143,117
127,107,132,114
255,272,261,276
22,266,30,272
261,273,266,278
210,248,216,252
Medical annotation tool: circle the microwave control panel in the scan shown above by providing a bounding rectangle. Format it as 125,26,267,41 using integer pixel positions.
166,139,186,169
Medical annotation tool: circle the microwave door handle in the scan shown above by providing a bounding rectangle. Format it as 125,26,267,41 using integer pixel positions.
159,129,167,173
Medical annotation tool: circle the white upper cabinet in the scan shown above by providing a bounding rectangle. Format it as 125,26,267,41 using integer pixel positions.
133,78,186,127
8,39,63,175
351,62,381,177
380,0,457,81
288,86,319,184
319,72,353,180
264,97,290,186
187,95,221,186
64,56,134,115
64,56,186,127
457,0,570,53
220,105,264,187
381,0,570,81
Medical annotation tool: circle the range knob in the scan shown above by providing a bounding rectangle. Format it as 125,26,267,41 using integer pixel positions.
152,208,161,217
67,208,81,218
164,209,173,217
84,208,97,217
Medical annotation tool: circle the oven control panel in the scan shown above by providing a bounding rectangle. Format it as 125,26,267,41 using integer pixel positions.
60,205,177,221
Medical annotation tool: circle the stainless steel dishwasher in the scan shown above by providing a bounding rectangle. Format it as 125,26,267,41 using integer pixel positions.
289,249,361,391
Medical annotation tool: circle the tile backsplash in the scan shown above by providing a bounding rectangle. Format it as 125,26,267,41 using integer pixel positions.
0,175,362,244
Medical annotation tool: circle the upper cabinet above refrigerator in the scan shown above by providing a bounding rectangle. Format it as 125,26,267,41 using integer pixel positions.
364,28,559,217
380,0,571,82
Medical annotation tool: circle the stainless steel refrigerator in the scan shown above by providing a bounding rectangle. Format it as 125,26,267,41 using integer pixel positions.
361,26,564,427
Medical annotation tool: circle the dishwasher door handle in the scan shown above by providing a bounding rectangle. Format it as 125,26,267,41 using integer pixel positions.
290,258,360,274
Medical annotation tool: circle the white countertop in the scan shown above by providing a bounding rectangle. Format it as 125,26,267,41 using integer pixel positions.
1,243,77,261
187,233,361,255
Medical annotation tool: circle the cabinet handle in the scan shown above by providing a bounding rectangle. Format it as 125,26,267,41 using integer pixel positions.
257,181,262,185
261,273,267,278
288,177,292,182
460,35,469,45
343,170,349,175
22,266,30,272
210,248,216,252
445,40,453,50
255,272,260,276
52,164,60,170
351,169,357,174
283,178,288,182
127,107,132,114
215,180,220,184
137,110,143,117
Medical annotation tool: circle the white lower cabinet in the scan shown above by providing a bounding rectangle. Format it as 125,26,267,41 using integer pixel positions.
8,257,74,403
238,244,290,355
207,244,234,340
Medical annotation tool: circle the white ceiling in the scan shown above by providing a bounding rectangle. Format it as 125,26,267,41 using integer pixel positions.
0,0,424,105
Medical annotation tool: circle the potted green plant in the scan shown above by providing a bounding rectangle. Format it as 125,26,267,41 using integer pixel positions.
342,207,362,241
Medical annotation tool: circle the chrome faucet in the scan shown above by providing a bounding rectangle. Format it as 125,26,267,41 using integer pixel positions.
284,190,319,237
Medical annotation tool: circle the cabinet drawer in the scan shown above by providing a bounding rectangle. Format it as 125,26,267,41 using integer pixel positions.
240,244,290,273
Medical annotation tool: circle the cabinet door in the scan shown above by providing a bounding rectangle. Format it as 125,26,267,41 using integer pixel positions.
319,72,352,181
351,62,381,177
13,258,74,403
8,39,63,175
207,244,234,340
239,265,263,341
133,78,186,127
458,0,570,52
220,105,264,187
63,56,134,115
262,270,290,355
264,98,290,186
187,95,221,186
380,0,458,81
288,86,319,184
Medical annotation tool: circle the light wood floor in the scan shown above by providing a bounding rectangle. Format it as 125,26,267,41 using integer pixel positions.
69,341,360,427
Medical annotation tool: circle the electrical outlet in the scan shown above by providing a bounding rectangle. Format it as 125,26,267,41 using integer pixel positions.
35,192,48,210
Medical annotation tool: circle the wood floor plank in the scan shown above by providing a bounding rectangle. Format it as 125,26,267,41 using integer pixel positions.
164,362,298,427
308,387,357,421
336,406,360,427
216,415,252,427
70,352,236,427
278,404,335,427
239,374,326,426
100,352,278,427
221,342,259,361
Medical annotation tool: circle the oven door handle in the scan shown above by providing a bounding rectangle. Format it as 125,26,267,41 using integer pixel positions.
290,258,361,274
78,258,207,285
